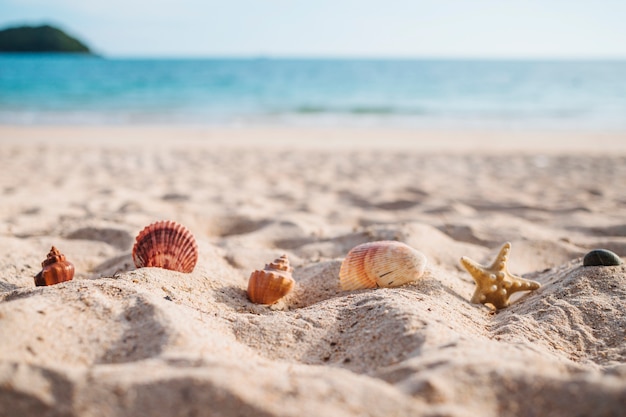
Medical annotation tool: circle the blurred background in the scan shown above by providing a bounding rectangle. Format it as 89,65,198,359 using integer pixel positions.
1,0,625,129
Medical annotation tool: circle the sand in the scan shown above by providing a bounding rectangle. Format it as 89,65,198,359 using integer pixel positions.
0,125,625,417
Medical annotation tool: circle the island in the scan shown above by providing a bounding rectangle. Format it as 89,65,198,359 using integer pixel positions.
0,24,91,53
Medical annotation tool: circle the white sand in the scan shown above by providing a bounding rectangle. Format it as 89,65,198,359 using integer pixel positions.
0,126,625,417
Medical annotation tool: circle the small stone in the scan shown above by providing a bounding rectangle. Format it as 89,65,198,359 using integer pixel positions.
583,249,623,267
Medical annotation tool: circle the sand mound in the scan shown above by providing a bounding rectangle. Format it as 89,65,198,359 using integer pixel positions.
1,134,625,417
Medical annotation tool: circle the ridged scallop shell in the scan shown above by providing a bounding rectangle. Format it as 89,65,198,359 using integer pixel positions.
247,254,295,304
132,220,198,273
34,246,75,286
339,241,427,291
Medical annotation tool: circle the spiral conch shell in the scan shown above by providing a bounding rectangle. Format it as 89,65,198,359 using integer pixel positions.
247,254,295,305
132,220,198,273
339,241,427,291
34,246,75,286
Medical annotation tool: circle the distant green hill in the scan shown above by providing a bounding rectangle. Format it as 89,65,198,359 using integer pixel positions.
0,24,91,53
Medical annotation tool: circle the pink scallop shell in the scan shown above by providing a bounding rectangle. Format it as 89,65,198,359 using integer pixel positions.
132,220,198,273
339,241,427,291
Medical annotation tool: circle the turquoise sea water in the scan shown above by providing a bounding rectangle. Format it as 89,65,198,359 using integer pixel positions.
1,54,626,129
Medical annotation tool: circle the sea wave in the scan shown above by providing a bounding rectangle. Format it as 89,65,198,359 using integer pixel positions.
2,106,625,131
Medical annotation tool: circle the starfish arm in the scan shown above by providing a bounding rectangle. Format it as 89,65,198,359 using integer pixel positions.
460,256,484,280
490,242,512,271
507,275,541,294
470,288,486,304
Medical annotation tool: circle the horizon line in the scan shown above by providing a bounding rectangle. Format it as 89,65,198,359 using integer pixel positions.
4,52,626,62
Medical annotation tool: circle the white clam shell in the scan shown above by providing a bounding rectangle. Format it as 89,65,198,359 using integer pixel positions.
339,241,427,291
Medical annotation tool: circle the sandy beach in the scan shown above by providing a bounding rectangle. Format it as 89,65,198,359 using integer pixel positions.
0,125,625,417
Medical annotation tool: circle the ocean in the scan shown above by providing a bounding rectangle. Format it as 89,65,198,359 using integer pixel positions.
1,54,626,130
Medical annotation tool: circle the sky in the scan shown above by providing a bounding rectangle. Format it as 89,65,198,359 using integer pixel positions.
1,0,626,58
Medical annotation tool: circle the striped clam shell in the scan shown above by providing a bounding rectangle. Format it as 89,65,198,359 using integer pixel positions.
339,241,427,291
247,254,295,305
132,220,198,273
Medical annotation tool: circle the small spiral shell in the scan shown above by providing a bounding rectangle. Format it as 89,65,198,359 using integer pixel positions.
34,246,75,286
132,220,198,273
247,254,295,304
339,241,427,291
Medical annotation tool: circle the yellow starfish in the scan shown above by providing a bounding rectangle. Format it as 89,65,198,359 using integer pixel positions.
460,242,541,309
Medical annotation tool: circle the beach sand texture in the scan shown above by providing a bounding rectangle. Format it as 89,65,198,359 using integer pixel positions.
1,127,625,417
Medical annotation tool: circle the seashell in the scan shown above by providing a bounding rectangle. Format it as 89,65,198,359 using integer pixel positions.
339,241,427,291
247,254,295,304
132,220,198,273
583,249,622,267
34,246,75,286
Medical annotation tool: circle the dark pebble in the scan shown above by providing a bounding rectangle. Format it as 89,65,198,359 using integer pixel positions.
583,249,623,267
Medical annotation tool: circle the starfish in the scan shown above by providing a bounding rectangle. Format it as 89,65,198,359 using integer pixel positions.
460,242,541,309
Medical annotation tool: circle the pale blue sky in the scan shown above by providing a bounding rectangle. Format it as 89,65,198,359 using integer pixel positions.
1,0,626,58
